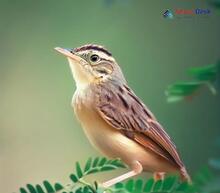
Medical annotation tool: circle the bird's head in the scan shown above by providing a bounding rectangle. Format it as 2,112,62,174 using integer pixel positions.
55,44,126,89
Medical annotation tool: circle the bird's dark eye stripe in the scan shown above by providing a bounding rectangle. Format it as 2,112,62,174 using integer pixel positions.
101,58,113,63
96,69,108,74
89,55,113,64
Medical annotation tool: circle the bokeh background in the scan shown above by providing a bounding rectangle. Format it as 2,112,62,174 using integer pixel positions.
0,0,220,192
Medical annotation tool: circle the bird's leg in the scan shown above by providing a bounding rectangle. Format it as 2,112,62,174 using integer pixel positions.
102,161,143,188
153,172,165,181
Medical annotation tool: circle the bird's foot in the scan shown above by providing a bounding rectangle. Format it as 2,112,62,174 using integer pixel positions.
153,172,166,181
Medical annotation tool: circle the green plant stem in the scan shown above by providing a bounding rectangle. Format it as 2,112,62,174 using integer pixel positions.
78,179,92,187
206,82,217,95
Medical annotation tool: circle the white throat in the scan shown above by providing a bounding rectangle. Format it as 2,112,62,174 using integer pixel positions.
67,58,90,91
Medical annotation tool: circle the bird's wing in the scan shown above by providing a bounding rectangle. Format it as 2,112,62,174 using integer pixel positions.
96,84,184,168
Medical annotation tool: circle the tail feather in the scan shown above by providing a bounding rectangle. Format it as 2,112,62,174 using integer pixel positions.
180,167,192,184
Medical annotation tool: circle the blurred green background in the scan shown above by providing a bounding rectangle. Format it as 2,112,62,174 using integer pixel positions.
0,0,220,192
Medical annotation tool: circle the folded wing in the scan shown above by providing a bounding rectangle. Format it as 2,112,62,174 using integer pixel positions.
96,83,184,168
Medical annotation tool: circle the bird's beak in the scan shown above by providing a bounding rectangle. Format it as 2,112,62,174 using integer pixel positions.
54,47,81,63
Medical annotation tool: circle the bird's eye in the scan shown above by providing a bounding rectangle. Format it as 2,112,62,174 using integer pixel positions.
90,54,99,62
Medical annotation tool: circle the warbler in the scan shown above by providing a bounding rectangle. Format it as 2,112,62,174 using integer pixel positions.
55,44,191,187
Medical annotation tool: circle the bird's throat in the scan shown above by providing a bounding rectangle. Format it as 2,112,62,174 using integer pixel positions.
67,58,91,90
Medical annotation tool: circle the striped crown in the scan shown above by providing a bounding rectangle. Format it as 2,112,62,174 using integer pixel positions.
73,44,112,56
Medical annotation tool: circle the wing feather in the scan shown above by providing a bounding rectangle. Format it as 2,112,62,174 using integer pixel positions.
96,83,184,168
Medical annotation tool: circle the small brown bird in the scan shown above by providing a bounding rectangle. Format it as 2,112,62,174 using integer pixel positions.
55,44,191,187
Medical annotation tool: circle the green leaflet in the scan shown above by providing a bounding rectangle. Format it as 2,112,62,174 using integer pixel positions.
188,64,217,81
76,162,83,178
166,81,203,96
84,157,92,173
43,181,55,193
143,178,154,192
162,176,178,191
152,180,162,192
165,62,220,103
92,157,100,167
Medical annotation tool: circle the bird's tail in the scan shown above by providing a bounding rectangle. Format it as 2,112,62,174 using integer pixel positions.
180,167,192,184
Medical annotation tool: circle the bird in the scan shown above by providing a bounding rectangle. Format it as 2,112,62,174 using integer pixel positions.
54,44,191,188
